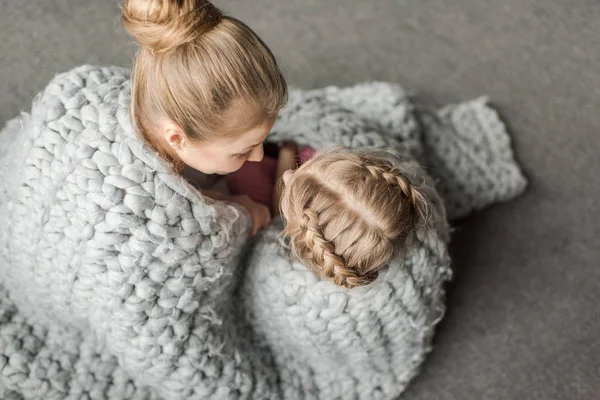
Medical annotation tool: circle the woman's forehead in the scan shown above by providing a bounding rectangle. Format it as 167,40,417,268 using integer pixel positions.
228,119,274,147
221,98,272,132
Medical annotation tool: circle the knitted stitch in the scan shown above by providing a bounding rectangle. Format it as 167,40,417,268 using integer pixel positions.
0,65,526,399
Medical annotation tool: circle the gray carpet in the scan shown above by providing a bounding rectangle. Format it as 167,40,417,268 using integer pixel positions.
0,1,598,399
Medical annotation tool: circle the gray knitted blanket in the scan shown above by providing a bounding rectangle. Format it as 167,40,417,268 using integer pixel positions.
0,65,526,400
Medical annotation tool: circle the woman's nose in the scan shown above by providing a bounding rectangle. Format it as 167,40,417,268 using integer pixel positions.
247,145,264,162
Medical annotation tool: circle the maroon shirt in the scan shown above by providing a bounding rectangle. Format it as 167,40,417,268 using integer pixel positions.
226,145,316,209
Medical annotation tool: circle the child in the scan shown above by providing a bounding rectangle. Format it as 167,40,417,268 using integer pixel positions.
227,143,431,289
122,0,287,235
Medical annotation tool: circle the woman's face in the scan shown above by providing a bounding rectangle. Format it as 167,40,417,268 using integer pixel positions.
178,118,276,175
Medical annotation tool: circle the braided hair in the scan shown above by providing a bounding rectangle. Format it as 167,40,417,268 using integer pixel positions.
280,149,430,289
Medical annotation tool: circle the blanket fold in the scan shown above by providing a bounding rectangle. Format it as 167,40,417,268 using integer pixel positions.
0,65,526,400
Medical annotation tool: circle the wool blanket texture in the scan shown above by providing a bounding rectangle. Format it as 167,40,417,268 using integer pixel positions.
0,65,526,400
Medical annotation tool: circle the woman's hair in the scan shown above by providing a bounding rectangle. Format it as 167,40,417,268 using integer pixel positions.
122,0,288,167
280,150,430,289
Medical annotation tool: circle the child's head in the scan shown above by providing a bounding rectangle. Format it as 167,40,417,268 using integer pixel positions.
122,0,287,174
280,149,430,289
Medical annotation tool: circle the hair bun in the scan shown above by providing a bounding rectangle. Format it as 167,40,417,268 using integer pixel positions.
122,0,222,55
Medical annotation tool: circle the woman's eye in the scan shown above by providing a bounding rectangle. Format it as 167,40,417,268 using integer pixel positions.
234,151,251,159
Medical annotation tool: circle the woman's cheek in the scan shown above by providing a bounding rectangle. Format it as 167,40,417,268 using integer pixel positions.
224,158,245,174
235,158,245,170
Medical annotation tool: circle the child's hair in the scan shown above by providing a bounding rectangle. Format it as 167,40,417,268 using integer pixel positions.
280,150,430,289
121,0,288,166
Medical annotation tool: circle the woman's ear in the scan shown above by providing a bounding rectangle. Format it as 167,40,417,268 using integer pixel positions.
161,120,186,150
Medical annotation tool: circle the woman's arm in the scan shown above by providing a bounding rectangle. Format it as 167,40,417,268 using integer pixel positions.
272,142,297,216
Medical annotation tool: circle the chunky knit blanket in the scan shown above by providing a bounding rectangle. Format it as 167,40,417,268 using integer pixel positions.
0,65,526,400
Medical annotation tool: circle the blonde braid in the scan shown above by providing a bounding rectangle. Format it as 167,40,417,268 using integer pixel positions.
365,164,430,224
300,209,377,289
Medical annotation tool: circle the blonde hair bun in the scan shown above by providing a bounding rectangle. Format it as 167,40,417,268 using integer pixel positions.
122,0,222,55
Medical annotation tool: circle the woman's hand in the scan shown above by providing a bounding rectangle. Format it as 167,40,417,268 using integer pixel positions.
230,194,272,237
